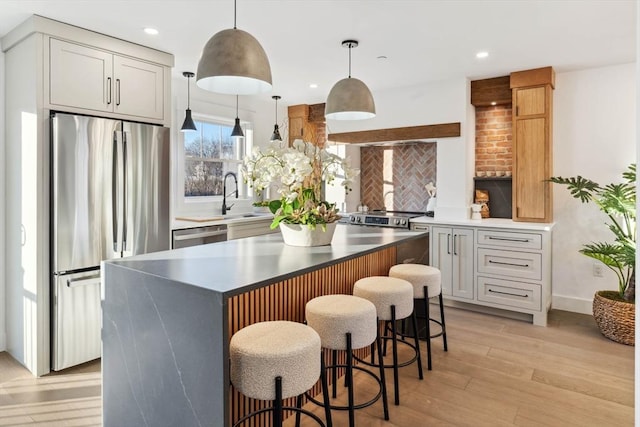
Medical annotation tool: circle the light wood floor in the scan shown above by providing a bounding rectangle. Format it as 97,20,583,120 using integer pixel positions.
0,308,633,426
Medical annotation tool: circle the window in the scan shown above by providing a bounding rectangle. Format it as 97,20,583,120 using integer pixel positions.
183,119,247,198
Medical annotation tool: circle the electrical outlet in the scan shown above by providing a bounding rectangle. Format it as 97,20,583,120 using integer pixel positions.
593,263,604,277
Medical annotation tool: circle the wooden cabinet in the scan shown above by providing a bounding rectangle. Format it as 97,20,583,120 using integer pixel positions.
510,67,554,222
49,38,165,121
287,104,309,146
431,226,474,299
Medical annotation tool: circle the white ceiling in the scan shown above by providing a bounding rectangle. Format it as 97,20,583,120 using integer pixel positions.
0,0,636,106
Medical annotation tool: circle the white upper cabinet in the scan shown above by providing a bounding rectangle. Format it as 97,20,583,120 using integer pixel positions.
49,38,164,121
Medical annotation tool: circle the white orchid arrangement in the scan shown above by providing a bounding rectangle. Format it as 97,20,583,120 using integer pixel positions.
241,139,359,229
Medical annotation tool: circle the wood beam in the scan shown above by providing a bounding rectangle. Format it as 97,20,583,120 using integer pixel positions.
328,122,461,144
471,76,511,107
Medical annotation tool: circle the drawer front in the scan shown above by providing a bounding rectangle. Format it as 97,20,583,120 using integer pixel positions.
477,276,541,311
477,248,542,280
477,230,542,250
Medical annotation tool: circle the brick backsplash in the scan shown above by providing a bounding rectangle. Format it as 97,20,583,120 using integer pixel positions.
475,105,513,175
360,143,437,212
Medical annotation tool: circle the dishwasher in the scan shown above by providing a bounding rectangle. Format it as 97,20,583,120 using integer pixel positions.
172,224,228,249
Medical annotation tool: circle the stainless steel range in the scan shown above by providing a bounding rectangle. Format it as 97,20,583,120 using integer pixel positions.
347,210,422,229
344,210,429,264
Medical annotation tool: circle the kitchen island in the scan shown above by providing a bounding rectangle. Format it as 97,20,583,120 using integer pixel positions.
102,224,427,427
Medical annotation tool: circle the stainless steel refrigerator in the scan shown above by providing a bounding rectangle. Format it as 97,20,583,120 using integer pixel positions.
51,112,170,371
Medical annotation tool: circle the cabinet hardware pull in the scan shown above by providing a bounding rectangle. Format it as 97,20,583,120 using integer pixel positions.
488,260,530,268
488,236,531,243
447,234,451,255
107,77,112,104
116,79,121,106
453,234,458,255
489,289,528,298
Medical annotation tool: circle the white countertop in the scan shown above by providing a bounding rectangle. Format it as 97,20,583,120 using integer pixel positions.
410,215,554,231
172,212,274,230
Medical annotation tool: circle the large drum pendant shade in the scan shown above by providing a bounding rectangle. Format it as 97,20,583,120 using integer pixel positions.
196,28,272,95
325,39,375,120
325,77,376,120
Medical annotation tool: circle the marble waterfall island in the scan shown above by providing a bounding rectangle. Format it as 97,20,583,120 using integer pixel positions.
102,224,427,427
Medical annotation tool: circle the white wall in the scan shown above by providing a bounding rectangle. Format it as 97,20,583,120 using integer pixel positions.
0,49,6,351
328,77,474,219
552,63,636,313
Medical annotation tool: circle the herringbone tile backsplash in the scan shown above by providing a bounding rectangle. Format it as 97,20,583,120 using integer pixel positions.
360,143,437,212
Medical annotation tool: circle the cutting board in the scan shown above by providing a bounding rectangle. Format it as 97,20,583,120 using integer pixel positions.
175,216,224,222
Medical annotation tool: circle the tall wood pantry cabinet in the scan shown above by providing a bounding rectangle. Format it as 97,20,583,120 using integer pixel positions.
510,67,555,222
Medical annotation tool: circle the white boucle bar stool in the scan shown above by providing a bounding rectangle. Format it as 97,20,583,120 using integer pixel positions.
230,320,332,427
305,294,389,427
388,264,448,371
353,276,424,406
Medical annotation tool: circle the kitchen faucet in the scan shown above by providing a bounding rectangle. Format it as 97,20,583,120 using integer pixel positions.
222,171,238,215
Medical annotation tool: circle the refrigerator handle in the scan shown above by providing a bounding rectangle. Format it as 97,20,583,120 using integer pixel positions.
112,131,121,252
67,274,101,288
107,77,112,105
122,132,128,252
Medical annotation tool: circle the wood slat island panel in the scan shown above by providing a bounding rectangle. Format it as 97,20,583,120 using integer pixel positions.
229,247,396,425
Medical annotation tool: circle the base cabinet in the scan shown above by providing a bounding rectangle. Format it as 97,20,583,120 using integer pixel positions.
431,227,474,299
428,222,551,326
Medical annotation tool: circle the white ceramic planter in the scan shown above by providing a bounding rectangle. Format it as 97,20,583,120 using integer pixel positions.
279,222,337,247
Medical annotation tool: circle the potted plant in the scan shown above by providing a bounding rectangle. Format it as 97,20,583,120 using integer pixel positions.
550,164,635,345
241,139,358,246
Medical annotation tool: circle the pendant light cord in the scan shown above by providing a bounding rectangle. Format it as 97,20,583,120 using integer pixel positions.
348,44,352,78
236,95,239,117
274,97,278,123
233,0,237,29
187,75,191,109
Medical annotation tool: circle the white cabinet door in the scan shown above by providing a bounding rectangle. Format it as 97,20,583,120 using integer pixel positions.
49,38,165,121
451,228,474,299
431,226,474,299
50,38,113,113
113,55,164,120
432,226,453,296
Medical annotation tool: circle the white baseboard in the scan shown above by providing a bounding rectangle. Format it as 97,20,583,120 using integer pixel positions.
551,295,592,315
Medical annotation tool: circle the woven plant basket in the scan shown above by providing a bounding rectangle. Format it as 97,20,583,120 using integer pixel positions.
592,291,635,346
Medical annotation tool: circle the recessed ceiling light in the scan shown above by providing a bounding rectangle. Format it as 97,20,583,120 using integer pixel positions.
377,55,388,60
476,51,489,59
309,83,318,89
491,101,497,106
144,28,159,35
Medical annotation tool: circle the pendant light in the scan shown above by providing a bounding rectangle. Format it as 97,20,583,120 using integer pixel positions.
180,72,197,132
196,0,272,95
270,95,282,142
325,40,376,120
231,95,244,138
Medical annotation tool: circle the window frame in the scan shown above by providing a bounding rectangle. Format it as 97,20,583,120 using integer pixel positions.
174,111,253,216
